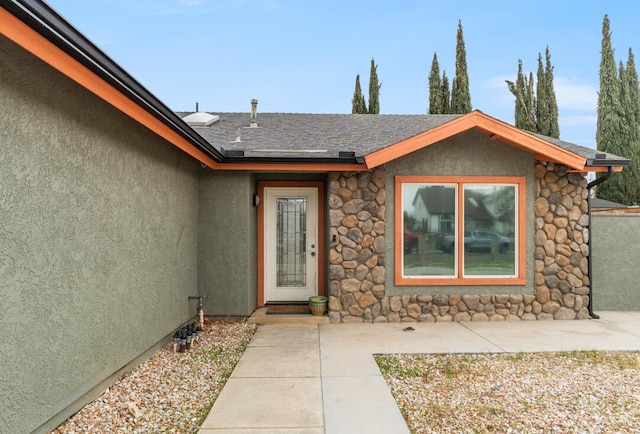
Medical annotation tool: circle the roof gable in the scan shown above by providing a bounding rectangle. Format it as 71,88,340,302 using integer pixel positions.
365,111,610,171
3,2,629,173
184,110,628,171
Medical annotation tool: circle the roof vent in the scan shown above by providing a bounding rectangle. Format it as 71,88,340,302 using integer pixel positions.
183,111,219,127
250,99,258,128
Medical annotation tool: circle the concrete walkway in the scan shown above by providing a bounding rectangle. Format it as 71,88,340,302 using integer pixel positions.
199,312,640,433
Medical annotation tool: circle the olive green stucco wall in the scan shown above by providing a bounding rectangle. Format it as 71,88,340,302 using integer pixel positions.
592,214,640,311
0,36,199,433
196,172,329,316
384,130,536,296
198,171,257,316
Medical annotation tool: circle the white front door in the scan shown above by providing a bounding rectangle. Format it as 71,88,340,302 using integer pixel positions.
264,187,318,303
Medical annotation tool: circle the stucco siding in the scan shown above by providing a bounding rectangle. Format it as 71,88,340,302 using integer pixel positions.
384,130,536,296
592,214,640,311
0,36,199,433
198,171,257,316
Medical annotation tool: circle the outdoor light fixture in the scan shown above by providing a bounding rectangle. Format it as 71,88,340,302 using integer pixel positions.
253,193,260,207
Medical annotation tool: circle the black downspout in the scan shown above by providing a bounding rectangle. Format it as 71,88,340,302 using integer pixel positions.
586,166,614,319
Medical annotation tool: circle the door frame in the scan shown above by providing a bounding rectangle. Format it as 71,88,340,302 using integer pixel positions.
257,181,325,306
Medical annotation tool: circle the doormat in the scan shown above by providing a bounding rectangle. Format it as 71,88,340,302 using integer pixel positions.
266,305,311,315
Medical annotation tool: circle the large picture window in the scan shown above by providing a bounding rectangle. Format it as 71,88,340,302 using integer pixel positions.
395,176,526,286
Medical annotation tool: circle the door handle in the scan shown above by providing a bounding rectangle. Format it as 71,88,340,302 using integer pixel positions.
310,252,316,257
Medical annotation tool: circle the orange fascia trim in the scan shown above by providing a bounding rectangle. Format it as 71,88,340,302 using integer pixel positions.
0,6,222,168
0,8,370,174
394,175,527,287
366,111,587,171
256,181,326,306
568,166,624,173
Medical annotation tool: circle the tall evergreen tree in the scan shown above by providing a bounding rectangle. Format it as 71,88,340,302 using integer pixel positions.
535,48,560,138
544,47,560,138
527,71,536,129
451,76,458,110
614,61,636,202
507,47,559,137
624,48,640,203
351,74,367,114
441,72,451,114
535,53,549,134
451,20,472,113
596,14,627,203
506,60,536,131
368,58,381,114
428,53,443,114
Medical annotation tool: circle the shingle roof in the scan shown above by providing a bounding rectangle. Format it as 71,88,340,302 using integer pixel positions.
178,112,463,159
590,198,631,209
8,0,627,171
178,111,629,168
531,133,629,167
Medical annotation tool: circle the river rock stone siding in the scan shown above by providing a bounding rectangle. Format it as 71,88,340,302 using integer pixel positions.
533,162,591,320
328,169,386,323
327,162,590,322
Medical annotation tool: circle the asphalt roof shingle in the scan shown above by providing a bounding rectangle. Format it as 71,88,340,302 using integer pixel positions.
178,112,463,159
177,111,629,166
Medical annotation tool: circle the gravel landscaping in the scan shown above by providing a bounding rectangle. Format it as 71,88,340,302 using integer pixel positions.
48,323,640,433
51,320,256,434
376,351,640,434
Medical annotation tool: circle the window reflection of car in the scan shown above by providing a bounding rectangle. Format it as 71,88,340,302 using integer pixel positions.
439,230,514,254
404,230,422,254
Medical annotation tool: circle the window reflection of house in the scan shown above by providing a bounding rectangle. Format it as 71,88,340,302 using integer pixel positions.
464,185,515,237
411,186,456,235
399,177,524,284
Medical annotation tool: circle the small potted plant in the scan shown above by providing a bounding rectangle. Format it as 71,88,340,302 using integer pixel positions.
309,295,328,316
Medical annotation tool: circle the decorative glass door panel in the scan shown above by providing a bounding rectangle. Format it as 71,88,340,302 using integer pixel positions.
265,188,318,302
276,198,307,287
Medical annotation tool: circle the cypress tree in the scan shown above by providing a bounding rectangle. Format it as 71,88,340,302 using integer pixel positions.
351,74,367,114
624,48,640,203
368,58,381,114
614,61,634,202
451,76,458,111
441,72,451,114
428,53,443,114
525,71,537,132
596,14,627,203
507,47,559,137
536,48,560,138
524,72,538,132
506,60,536,131
544,47,560,138
535,53,549,135
505,63,523,128
451,20,472,113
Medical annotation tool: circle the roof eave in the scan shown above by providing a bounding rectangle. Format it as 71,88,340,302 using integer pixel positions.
211,160,369,172
4,3,626,175
586,158,630,167
1,0,224,164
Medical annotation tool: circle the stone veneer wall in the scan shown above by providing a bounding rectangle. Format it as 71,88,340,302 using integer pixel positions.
328,169,387,322
533,162,591,320
327,162,591,323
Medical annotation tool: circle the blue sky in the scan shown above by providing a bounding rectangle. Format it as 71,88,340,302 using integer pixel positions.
46,0,639,149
